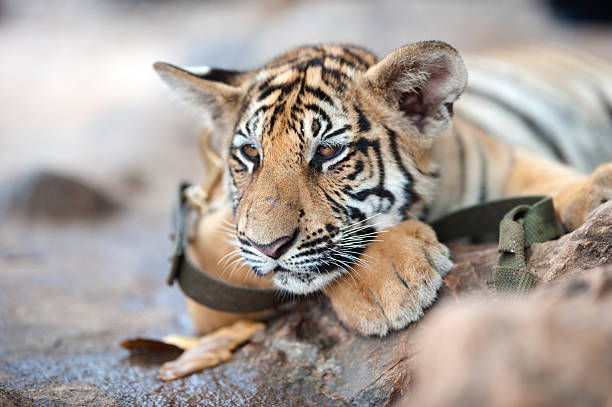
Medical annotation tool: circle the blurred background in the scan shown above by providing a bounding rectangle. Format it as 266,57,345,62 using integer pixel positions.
0,0,611,404
2,0,612,194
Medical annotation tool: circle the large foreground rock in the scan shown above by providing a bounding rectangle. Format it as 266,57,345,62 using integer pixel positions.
410,266,612,407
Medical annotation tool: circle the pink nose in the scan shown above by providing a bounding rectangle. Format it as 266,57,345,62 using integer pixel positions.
247,232,296,259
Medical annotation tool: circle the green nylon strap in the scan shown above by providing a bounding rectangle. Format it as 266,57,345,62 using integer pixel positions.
429,196,550,241
493,196,562,293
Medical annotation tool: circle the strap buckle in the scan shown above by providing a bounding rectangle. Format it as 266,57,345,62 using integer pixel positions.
493,196,562,293
167,182,191,286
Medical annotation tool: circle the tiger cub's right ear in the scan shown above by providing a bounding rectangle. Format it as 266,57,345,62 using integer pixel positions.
364,41,468,138
153,62,249,125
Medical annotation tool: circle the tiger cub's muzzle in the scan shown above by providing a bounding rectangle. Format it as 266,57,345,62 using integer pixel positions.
238,185,302,261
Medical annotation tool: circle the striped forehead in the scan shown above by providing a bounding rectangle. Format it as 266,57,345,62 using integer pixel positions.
236,61,352,146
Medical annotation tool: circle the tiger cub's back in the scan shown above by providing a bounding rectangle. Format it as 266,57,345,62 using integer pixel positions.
456,45,612,173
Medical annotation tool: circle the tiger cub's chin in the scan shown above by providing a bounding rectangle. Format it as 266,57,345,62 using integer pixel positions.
272,267,343,295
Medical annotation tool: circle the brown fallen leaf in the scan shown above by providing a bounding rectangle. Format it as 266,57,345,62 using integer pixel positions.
120,338,183,354
159,320,265,381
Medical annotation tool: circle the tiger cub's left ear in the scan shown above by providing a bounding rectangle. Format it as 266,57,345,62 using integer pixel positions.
153,62,249,130
364,41,467,138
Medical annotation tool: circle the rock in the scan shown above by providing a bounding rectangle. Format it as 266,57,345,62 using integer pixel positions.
1,202,610,405
443,201,612,296
110,201,608,406
1,169,118,221
408,266,612,407
528,202,612,281
205,300,416,406
183,202,612,406
0,383,119,407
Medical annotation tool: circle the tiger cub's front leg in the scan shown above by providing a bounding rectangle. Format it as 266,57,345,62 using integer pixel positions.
555,163,612,231
325,220,453,337
504,151,612,231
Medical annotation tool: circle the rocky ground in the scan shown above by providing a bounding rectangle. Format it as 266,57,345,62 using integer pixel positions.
1,1,611,406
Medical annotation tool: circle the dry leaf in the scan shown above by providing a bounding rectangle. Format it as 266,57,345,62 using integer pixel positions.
120,338,183,354
159,320,265,381
162,334,200,350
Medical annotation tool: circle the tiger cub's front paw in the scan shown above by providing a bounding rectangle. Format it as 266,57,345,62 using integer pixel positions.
558,163,612,231
325,220,453,337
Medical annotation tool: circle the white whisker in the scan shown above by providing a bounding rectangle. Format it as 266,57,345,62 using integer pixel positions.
224,238,240,247
328,247,372,271
342,223,380,236
218,249,242,266
340,213,381,230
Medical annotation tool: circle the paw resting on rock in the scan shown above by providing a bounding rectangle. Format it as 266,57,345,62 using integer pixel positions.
325,219,453,337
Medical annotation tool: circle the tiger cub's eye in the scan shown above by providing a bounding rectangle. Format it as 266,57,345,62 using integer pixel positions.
241,144,259,161
317,144,340,158
316,143,344,160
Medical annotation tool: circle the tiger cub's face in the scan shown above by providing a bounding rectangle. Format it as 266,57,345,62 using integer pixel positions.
155,41,467,293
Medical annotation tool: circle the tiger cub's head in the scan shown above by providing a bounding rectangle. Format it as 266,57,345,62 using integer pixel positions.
155,41,467,294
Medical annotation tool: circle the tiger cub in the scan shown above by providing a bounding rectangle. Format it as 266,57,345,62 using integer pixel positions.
155,41,612,336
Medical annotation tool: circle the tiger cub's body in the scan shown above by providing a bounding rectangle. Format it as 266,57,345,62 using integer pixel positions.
155,42,612,336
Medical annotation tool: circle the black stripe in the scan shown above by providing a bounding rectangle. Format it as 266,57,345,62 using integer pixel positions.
257,79,300,102
268,102,286,133
324,124,352,140
345,138,396,209
327,146,359,172
454,130,467,203
323,54,359,71
243,105,271,136
304,85,334,106
393,265,410,290
595,86,612,124
302,57,349,89
385,126,418,218
320,187,349,217
230,152,247,171
464,88,568,163
304,104,332,135
476,138,488,203
342,46,370,67
354,104,371,133
297,235,331,250
311,118,322,138
367,288,390,324
346,160,363,181
256,84,280,102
